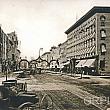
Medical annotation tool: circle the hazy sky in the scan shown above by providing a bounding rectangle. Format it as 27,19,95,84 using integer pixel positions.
0,0,110,59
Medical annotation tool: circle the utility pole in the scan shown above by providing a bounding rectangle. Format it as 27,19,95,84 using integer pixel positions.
39,48,43,57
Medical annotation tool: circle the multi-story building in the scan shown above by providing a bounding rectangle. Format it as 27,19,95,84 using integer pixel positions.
65,6,110,74
50,46,59,60
41,52,51,62
58,41,67,65
49,46,60,68
0,27,8,72
7,31,21,70
0,27,21,72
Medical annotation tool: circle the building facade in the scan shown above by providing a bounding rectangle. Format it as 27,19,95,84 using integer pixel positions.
65,6,110,74
58,41,68,65
41,52,51,62
41,52,51,68
49,46,60,68
0,27,21,72
7,31,21,70
0,27,8,72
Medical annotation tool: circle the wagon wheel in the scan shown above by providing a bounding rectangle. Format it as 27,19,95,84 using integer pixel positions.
39,94,54,110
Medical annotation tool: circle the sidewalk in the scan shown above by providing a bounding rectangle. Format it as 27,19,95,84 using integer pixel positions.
48,71,110,79
47,71,110,86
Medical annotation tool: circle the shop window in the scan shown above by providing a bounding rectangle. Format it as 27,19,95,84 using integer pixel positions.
100,29,106,40
100,15,106,26
100,44,106,55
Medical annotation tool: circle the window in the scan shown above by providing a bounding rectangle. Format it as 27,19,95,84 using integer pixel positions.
100,15,106,26
100,15,106,21
100,60,105,71
100,44,106,55
101,45,106,52
100,29,106,40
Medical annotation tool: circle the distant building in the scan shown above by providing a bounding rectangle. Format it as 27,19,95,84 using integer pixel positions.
65,6,110,74
58,41,68,65
49,46,60,68
16,49,21,69
41,52,51,62
41,52,51,68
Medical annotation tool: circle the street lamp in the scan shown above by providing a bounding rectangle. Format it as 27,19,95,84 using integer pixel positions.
39,48,43,57
38,48,43,74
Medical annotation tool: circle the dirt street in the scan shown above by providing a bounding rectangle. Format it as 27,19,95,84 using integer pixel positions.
16,72,110,110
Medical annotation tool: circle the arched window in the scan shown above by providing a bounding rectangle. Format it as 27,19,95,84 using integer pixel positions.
100,15,106,21
100,15,106,26
100,43,106,55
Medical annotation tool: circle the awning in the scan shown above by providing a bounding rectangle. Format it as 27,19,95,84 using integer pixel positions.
63,61,70,66
83,59,95,67
76,60,80,63
75,60,87,67
13,71,23,74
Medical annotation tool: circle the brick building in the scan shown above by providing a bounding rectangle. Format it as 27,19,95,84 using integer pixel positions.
65,6,110,75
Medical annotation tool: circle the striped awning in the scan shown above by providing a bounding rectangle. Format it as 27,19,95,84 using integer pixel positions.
83,59,95,67
75,60,87,67
75,58,95,67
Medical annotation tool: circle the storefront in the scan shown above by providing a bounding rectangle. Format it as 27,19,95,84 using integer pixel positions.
75,57,98,75
60,61,70,73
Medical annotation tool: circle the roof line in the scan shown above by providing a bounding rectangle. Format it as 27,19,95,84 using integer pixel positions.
65,6,110,34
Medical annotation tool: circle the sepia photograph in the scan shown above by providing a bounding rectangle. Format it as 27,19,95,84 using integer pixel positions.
0,0,110,110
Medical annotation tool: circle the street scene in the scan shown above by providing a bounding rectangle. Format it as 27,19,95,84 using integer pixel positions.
0,0,110,110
